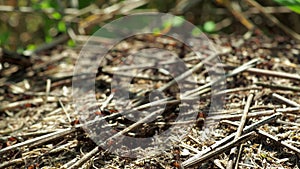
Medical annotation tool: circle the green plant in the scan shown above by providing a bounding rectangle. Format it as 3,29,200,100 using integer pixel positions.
272,0,300,14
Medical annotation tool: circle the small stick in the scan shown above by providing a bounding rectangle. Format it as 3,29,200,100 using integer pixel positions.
182,131,258,168
221,65,300,81
188,135,203,146
183,58,259,97
1,129,62,140
0,128,76,155
59,99,72,124
62,157,79,169
158,53,219,92
103,71,171,81
276,119,300,127
254,81,300,92
234,144,244,169
221,120,300,156
226,93,254,169
100,93,114,110
247,68,300,81
214,86,262,96
49,140,78,153
222,0,255,30
45,79,51,103
0,97,67,111
182,113,282,167
179,142,200,154
258,130,300,155
0,158,24,169
206,107,299,121
272,93,300,107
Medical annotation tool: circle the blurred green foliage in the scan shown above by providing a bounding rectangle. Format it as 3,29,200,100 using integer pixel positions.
273,0,300,13
0,0,299,53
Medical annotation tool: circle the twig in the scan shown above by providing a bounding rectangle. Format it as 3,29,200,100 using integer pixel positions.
258,130,300,155
207,107,298,121
211,6,291,15
58,99,72,124
221,119,300,157
45,79,51,103
247,68,300,81
49,140,78,154
100,93,114,110
221,0,255,31
276,119,300,127
103,71,171,81
1,129,64,140
182,113,282,167
0,97,67,112
0,158,24,169
221,64,300,81
0,128,76,155
158,53,219,92
226,93,254,169
215,18,233,32
254,81,300,92
272,93,300,107
215,86,262,96
245,6,292,14
183,58,260,98
182,131,258,168
234,144,244,169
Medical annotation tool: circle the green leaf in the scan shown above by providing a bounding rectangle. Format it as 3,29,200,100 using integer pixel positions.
52,12,61,20
26,44,36,50
58,21,66,32
273,0,300,14
152,27,161,35
40,1,51,9
45,36,53,43
203,21,216,33
171,16,185,27
0,31,9,45
67,39,76,47
288,6,300,13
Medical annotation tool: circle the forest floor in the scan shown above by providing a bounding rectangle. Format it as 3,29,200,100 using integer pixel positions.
1,34,300,169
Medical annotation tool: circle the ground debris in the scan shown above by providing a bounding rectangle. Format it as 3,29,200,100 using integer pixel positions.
1,34,300,169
